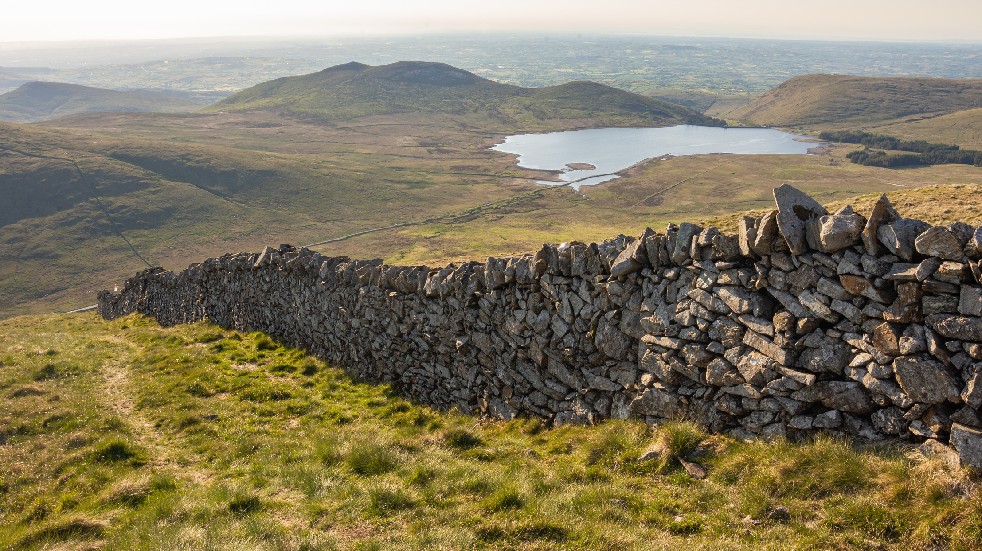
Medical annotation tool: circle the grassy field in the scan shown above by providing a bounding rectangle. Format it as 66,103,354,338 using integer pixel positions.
729,75,982,129
1,313,981,550
871,108,982,151
4,70,982,318
312,152,982,267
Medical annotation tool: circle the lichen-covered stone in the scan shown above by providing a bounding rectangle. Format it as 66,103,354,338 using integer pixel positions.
95,185,982,454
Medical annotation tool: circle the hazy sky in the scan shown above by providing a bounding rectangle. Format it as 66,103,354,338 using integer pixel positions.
3,0,981,43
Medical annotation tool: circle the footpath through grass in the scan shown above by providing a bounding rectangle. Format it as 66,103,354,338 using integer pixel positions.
1,313,981,550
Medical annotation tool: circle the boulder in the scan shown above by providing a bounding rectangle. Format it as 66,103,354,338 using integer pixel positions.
738,216,759,257
959,286,982,317
672,223,702,265
882,282,922,323
816,205,866,253
967,226,982,259
610,238,645,277
950,424,982,471
752,210,780,256
877,218,931,261
862,194,900,256
791,381,876,414
915,226,967,261
893,355,961,405
595,318,634,359
774,183,828,255
926,314,982,342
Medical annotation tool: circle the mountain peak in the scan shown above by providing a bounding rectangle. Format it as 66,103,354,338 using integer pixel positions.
320,61,369,73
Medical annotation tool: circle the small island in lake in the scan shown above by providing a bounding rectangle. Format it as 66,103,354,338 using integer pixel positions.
565,162,597,170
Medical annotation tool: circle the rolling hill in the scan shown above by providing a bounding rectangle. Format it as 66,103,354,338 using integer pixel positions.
0,81,205,122
5,63,982,319
730,74,982,128
872,107,982,151
209,61,721,127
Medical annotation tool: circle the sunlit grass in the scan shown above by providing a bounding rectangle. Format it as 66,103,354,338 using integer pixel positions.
0,312,979,549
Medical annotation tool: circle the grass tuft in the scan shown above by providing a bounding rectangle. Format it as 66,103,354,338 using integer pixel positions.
228,491,262,515
367,485,415,516
346,439,399,476
483,486,525,511
442,427,483,450
92,439,146,465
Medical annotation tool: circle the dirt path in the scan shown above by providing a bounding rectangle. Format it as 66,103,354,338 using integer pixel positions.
96,336,213,485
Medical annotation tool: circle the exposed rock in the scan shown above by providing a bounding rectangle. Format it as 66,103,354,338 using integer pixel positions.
796,340,851,374
715,286,753,314
967,226,982,259
839,274,893,304
706,357,743,386
926,314,982,341
959,285,982,317
950,424,982,470
595,318,634,359
893,356,961,405
672,223,702,265
792,381,876,414
751,210,780,256
877,219,931,261
862,194,900,256
882,282,922,323
774,183,828,255
813,409,843,429
630,386,684,418
962,370,982,409
872,407,909,435
736,351,777,386
609,238,645,277
97,184,982,450
915,226,967,261
743,330,791,366
738,216,759,257
816,206,866,253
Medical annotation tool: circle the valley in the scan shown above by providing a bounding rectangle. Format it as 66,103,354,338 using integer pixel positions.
1,24,982,550
2,63,982,318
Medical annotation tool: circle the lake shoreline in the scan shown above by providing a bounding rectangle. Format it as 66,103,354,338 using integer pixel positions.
492,125,821,190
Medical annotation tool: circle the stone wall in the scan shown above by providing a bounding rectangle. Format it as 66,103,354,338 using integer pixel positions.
98,185,982,468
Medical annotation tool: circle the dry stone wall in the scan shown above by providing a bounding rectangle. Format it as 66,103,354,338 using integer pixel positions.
98,185,982,468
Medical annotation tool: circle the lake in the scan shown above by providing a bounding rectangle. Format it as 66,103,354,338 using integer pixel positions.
491,125,820,189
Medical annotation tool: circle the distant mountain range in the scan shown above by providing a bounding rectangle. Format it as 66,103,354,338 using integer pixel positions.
0,81,206,123
208,61,722,127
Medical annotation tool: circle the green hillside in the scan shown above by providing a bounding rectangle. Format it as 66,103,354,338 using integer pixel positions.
5,64,982,319
730,74,982,128
2,313,980,549
0,82,204,123
872,107,982,151
209,61,720,127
